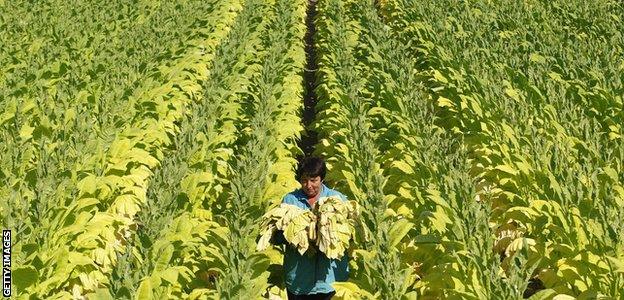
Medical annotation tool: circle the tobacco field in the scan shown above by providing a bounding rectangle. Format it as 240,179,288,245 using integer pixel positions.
1,0,622,299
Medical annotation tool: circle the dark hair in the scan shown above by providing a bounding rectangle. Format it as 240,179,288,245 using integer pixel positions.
296,156,326,181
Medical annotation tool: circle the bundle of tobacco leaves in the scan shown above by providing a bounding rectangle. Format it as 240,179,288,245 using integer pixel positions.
257,197,367,259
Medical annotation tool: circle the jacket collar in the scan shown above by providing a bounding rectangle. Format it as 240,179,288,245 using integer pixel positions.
296,183,327,208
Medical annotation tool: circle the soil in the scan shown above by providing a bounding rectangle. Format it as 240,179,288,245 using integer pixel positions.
298,0,319,158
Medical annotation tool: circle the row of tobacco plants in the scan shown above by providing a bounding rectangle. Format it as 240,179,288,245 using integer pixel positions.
382,0,623,297
110,0,308,298
308,0,623,298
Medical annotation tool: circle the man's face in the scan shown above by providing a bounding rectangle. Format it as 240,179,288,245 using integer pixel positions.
300,175,322,198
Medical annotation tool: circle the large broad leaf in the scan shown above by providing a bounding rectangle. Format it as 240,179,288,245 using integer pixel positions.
136,280,154,300
390,160,414,175
85,288,114,300
505,237,536,256
606,256,624,273
154,244,174,272
552,295,576,300
333,282,377,299
12,266,38,292
600,166,619,182
68,252,95,266
186,288,219,300
158,268,179,284
527,289,557,300
388,219,413,248
77,175,98,196
247,253,271,279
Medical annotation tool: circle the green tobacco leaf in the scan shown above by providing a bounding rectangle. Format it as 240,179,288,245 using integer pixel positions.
0,111,14,126
577,290,600,300
247,253,271,279
13,266,38,292
136,279,154,300
494,164,518,176
601,166,619,182
68,252,95,266
155,244,174,272
504,88,521,102
333,282,377,299
19,124,35,141
606,256,624,273
159,268,179,284
527,289,556,300
552,295,576,300
388,219,413,248
432,70,448,84
86,288,114,300
77,175,98,196
437,96,455,108
529,53,546,63
391,160,414,175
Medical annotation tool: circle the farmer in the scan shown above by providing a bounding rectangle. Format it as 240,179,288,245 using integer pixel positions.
275,156,349,300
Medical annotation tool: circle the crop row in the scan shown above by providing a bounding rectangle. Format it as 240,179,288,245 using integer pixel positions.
111,0,307,297
313,0,427,298
381,0,623,297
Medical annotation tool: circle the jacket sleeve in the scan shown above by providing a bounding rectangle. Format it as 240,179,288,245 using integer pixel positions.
337,191,348,201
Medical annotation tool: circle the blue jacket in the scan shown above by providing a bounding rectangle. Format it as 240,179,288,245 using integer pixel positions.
279,184,350,295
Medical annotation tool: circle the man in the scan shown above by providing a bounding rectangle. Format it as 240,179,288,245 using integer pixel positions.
276,156,349,300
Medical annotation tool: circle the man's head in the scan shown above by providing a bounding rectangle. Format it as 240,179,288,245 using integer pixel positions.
296,156,326,198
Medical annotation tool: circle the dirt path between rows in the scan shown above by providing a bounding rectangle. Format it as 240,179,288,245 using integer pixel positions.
298,0,319,157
